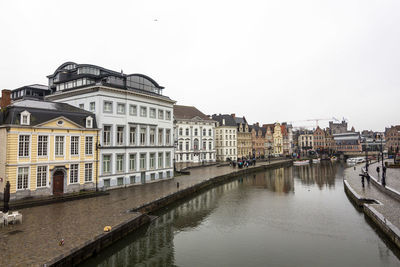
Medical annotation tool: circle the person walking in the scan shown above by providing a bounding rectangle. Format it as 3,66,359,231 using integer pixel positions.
382,166,387,187
376,166,380,177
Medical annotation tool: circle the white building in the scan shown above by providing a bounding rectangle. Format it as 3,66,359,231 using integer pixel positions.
212,114,237,162
46,62,175,189
174,105,216,163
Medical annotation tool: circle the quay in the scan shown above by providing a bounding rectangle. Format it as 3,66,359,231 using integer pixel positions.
344,161,400,250
0,159,292,267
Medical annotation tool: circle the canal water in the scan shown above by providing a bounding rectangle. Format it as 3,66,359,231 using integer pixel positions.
82,163,400,267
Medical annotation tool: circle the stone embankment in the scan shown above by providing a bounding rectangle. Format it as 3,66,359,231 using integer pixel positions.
344,162,400,250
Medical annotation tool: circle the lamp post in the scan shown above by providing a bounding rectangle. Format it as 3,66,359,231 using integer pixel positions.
365,138,369,172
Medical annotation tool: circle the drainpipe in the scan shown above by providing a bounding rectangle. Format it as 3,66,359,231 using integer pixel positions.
96,130,99,192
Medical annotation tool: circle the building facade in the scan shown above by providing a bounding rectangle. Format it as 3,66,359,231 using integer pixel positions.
333,132,362,152
212,114,237,162
46,62,175,189
0,96,99,200
234,115,252,159
250,123,265,158
174,105,216,163
298,130,314,152
273,123,283,156
313,126,326,151
385,126,400,153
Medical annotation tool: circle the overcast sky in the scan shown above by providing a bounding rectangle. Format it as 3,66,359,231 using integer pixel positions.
1,0,399,131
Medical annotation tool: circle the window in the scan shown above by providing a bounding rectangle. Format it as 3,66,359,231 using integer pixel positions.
37,135,48,157
71,136,79,156
20,111,30,125
79,104,84,109
103,125,112,146
86,117,93,128
117,103,126,114
150,108,156,118
116,154,124,173
103,155,111,173
150,153,156,169
117,126,124,145
18,135,30,157
151,173,155,181
140,106,147,117
55,136,64,156
150,128,155,145
209,142,212,150
129,154,136,171
166,111,171,120
85,163,93,182
203,141,206,150
159,172,163,179
17,167,29,190
179,142,183,150
179,128,183,136
194,139,199,150
158,152,163,168
36,166,47,188
140,153,146,170
186,142,189,150
104,179,111,188
166,129,171,145
203,129,206,136
70,164,79,183
158,109,164,119
117,177,124,186
158,129,163,145
129,127,136,145
140,127,146,145
129,105,137,116
85,136,93,155
209,129,212,136
166,152,171,167
130,176,136,184
194,129,198,136
167,171,171,178
89,102,95,112
185,128,189,136
103,101,113,113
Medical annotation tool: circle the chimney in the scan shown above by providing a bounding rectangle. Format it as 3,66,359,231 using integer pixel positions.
222,118,225,125
231,113,235,118
1,90,11,109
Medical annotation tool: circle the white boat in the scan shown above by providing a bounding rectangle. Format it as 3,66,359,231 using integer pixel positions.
294,160,309,166
312,158,320,163
346,158,356,164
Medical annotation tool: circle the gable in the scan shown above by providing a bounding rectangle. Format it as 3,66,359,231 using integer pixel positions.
36,116,84,129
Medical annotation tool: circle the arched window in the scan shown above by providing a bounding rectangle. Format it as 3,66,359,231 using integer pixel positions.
185,128,189,136
194,139,199,150
179,128,183,136
194,129,198,136
202,129,206,136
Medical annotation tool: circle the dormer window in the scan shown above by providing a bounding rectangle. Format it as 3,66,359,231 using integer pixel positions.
20,111,31,126
86,116,93,128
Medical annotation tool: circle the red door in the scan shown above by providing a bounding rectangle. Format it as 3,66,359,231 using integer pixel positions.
53,171,64,195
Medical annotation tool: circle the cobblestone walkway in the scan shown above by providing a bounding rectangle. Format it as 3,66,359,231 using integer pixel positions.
368,160,400,193
0,160,288,267
345,164,400,231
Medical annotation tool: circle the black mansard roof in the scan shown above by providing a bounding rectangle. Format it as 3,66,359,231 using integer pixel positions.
211,114,237,127
0,99,97,128
10,84,50,101
47,62,169,99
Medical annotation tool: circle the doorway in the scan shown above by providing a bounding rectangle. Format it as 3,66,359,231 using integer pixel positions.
53,170,64,195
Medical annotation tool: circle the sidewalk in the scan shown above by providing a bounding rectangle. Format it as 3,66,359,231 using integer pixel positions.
344,164,400,246
0,160,290,267
368,160,400,195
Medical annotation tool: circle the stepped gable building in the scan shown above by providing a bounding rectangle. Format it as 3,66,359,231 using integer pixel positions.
263,124,274,157
313,126,326,151
212,114,237,162
0,91,99,200
46,62,175,189
233,114,252,159
249,123,266,158
173,105,216,163
273,123,283,156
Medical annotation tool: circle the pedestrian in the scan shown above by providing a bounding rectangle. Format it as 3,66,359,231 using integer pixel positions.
376,166,380,177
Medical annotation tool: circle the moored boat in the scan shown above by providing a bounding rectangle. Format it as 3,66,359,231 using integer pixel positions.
293,160,309,166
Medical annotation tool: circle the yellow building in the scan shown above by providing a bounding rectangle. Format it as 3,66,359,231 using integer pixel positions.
273,122,283,156
0,97,99,200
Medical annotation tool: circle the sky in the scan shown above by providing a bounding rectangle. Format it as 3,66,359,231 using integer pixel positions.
0,0,399,131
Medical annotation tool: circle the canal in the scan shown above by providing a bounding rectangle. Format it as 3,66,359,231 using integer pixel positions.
81,162,400,266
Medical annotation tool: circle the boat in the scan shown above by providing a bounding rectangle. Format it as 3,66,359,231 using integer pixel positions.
312,158,320,163
293,160,309,166
346,158,356,164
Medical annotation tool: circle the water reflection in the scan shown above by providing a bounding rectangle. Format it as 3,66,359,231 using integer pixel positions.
82,164,400,267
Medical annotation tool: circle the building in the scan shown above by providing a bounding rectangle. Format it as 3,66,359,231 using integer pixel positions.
273,123,283,156
46,62,175,189
298,130,314,153
313,126,326,151
250,123,265,158
263,124,274,158
234,114,252,159
212,114,237,161
385,126,400,153
324,128,336,153
173,105,216,163
282,123,294,155
329,120,348,134
10,84,50,102
0,92,99,200
333,132,362,153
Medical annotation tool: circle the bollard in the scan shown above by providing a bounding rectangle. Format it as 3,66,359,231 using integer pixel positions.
177,182,180,189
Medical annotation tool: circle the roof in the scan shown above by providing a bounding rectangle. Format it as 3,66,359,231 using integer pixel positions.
211,114,237,127
250,124,266,137
234,116,247,125
174,105,213,121
0,99,97,128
